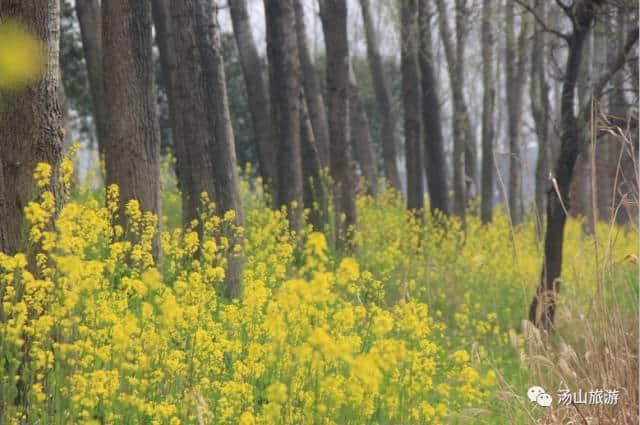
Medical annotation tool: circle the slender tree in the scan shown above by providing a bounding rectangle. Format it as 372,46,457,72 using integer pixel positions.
320,0,357,244
0,0,63,254
435,0,474,221
294,0,331,168
528,0,638,329
419,0,449,216
402,0,424,213
264,0,304,231
505,0,529,225
228,0,276,190
349,65,379,196
76,0,107,155
480,0,495,224
359,0,402,191
530,0,552,235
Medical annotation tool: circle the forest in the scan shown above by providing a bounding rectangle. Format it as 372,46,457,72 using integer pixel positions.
0,0,638,423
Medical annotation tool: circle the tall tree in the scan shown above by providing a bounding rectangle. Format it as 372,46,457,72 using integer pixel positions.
402,0,424,213
320,0,357,243
228,0,276,190
161,0,217,227
264,0,304,231
528,0,638,329
349,65,379,196
435,0,474,221
419,0,449,216
0,0,63,254
151,0,192,228
505,0,529,225
529,0,552,234
75,0,107,155
102,0,161,256
480,0,495,224
359,0,402,191
193,0,245,297
294,0,331,168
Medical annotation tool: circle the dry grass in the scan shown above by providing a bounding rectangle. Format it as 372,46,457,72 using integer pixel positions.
498,111,639,424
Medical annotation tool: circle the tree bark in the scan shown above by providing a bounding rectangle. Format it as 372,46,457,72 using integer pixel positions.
320,0,357,244
530,0,551,236
193,0,245,298
480,0,495,224
505,1,529,226
294,0,330,168
265,0,304,231
402,0,424,214
0,0,64,255
359,0,402,192
419,0,449,216
151,0,191,228
76,0,108,155
102,0,161,257
527,0,634,329
435,0,473,221
164,0,217,226
349,66,379,196
228,0,276,190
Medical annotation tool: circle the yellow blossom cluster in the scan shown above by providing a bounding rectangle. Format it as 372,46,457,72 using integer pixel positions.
0,161,636,424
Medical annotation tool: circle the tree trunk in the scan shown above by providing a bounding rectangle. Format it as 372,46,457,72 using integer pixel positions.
300,87,328,230
0,0,64,255
480,0,495,224
419,0,449,216
529,0,612,330
152,0,191,228
294,0,330,169
76,0,108,155
265,0,304,231
228,0,276,191
435,0,471,222
359,0,402,192
505,1,529,226
455,0,477,202
165,0,217,226
349,66,379,196
193,0,245,298
401,0,424,214
102,0,161,257
530,0,551,236
320,0,357,245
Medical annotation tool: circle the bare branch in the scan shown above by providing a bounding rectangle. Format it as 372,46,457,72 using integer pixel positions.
511,0,569,41
591,26,639,99
578,26,639,128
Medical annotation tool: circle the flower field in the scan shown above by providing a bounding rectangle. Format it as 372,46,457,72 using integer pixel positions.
0,159,637,424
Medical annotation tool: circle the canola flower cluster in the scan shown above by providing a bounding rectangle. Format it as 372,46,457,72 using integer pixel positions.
0,159,636,424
